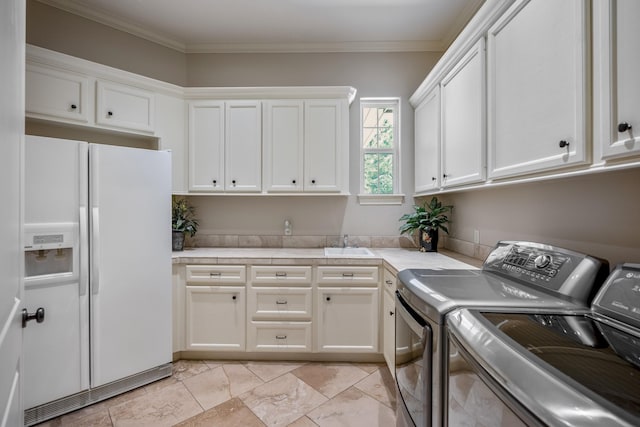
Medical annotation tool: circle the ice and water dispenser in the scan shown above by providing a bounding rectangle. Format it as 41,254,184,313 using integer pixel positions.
24,223,77,281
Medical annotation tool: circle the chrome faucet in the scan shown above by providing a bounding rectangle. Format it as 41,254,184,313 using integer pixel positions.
343,234,348,248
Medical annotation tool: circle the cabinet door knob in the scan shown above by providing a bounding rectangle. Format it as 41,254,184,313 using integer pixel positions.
389,311,394,316
311,179,316,184
212,179,217,186
431,177,436,181
559,140,569,148
232,180,236,186
107,111,113,117
326,296,331,301
442,173,448,179
70,104,77,110
292,179,296,184
618,122,632,133
232,295,237,300
22,307,45,328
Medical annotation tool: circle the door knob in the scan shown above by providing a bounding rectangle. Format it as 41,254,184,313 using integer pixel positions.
22,307,45,328
618,122,632,133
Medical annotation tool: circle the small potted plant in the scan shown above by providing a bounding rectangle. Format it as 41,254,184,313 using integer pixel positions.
399,196,452,252
172,196,199,251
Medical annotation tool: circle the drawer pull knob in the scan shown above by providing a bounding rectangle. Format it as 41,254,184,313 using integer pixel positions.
275,335,287,340
70,104,77,110
342,272,354,277
275,272,288,277
209,272,221,277
276,299,288,305
389,311,395,316
385,280,393,285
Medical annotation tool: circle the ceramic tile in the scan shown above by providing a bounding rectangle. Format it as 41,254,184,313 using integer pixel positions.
292,363,369,399
203,360,223,369
175,398,266,427
239,235,283,248
172,359,211,381
143,375,180,393
287,416,319,427
245,361,306,382
354,368,397,409
354,363,384,374
59,387,147,425
371,236,401,248
240,373,328,427
306,387,396,427
283,236,326,248
109,382,202,426
183,366,232,410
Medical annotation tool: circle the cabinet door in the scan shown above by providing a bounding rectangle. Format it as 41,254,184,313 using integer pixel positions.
188,101,225,192
225,101,262,192
25,63,89,123
414,86,441,193
186,286,245,351
316,287,379,353
96,80,155,133
488,0,588,178
304,99,344,192
383,290,395,378
263,100,304,192
595,0,640,160
441,39,486,188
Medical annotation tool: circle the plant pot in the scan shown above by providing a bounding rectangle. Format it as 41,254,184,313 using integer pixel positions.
419,227,439,252
172,230,185,251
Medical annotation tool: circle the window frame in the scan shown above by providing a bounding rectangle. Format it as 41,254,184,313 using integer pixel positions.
358,97,404,205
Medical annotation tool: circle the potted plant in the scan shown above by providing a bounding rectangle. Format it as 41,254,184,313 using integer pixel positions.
172,196,199,251
399,196,452,252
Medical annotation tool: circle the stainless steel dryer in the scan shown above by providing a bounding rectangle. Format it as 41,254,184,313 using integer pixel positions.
447,263,640,426
395,241,609,427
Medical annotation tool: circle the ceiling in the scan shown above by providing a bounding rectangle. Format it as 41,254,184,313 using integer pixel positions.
37,0,484,53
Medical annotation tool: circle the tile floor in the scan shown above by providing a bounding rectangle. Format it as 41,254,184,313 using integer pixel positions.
36,360,397,427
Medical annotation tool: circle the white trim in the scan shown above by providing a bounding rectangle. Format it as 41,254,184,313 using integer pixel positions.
185,86,357,105
357,194,405,205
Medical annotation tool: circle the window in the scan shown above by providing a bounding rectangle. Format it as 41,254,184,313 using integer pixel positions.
359,98,403,205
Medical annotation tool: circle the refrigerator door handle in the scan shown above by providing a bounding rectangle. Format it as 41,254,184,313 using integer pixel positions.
91,207,100,295
79,206,88,296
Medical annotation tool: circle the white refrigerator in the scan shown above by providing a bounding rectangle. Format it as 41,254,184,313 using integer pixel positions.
22,135,172,425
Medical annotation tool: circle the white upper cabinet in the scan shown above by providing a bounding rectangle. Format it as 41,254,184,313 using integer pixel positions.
304,99,345,192
594,0,640,160
26,63,89,124
225,101,262,192
263,100,304,192
441,39,486,187
487,0,589,179
188,101,225,192
96,80,155,133
414,86,441,193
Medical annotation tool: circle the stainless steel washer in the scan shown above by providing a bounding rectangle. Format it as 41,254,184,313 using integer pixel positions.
395,241,608,427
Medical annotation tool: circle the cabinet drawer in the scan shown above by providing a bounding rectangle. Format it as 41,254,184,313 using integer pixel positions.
96,80,155,133
186,265,246,284
383,268,397,295
247,321,312,352
250,266,312,285
248,287,312,320
316,266,379,286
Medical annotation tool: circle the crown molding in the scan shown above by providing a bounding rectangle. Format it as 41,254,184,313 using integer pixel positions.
37,0,449,54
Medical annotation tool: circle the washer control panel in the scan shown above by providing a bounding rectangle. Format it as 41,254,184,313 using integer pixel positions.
483,241,606,303
593,263,640,330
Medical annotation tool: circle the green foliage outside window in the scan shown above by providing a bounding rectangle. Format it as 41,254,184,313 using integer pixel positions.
363,107,395,194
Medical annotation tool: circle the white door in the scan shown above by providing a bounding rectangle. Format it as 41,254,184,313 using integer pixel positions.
188,101,225,192
304,100,343,192
0,0,25,425
414,86,441,193
90,144,172,387
263,100,304,192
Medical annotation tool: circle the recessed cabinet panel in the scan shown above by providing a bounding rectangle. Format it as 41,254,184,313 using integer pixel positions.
248,322,312,352
96,80,155,133
250,266,312,285
186,265,246,284
316,287,379,353
263,100,304,192
441,39,486,187
186,286,245,351
596,0,640,160
25,63,89,123
488,0,588,178
225,101,262,192
316,266,379,286
188,101,225,192
304,100,343,192
414,86,441,193
248,287,312,320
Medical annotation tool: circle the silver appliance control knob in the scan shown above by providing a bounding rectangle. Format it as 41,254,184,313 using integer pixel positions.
534,254,552,269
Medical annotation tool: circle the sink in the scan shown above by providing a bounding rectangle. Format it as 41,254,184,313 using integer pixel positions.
324,247,375,257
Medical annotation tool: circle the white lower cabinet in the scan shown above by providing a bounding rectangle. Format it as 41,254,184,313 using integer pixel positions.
382,268,397,377
316,287,379,353
185,263,247,352
247,321,312,352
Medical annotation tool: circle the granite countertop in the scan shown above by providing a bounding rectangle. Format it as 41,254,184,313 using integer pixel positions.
172,247,482,272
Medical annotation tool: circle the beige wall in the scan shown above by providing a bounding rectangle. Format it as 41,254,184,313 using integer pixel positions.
26,0,188,86
423,167,640,266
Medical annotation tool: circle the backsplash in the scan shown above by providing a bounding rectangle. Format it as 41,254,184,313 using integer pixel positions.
187,233,418,250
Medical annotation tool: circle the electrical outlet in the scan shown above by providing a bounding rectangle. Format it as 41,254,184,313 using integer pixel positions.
473,229,480,244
